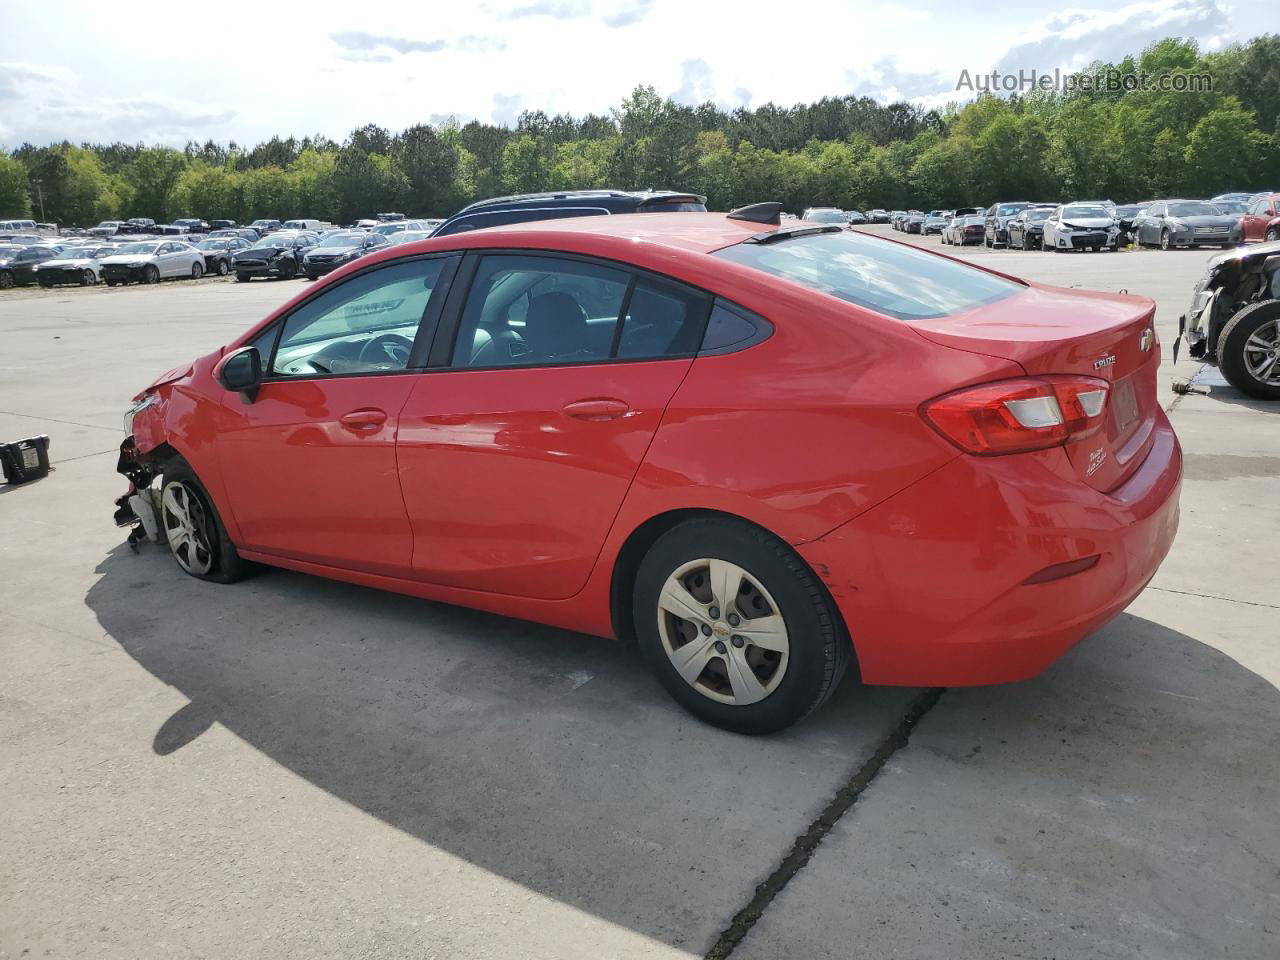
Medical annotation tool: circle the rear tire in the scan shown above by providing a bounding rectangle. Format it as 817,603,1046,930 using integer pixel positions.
632,517,852,735
160,459,259,583
0,271,14,289
1218,300,1280,401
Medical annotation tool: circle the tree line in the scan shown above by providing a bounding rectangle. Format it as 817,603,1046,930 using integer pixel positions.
1,35,1277,228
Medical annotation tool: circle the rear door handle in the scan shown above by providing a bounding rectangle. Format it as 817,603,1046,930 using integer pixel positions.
340,408,388,430
562,398,629,421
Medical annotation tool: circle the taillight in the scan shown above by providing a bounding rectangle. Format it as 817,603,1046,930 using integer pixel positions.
921,376,1111,455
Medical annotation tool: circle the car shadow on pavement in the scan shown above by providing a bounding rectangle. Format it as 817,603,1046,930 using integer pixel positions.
84,544,1280,954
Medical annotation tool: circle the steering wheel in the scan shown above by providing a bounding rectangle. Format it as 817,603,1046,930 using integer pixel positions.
357,333,414,368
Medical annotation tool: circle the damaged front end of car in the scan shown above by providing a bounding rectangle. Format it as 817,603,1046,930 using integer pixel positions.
112,372,185,548
1177,240,1280,363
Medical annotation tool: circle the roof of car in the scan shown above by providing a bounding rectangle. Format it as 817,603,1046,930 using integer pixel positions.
453,189,705,214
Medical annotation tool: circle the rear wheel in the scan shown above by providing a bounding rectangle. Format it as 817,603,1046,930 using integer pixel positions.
633,517,851,734
160,459,258,583
0,271,14,289
1218,300,1280,401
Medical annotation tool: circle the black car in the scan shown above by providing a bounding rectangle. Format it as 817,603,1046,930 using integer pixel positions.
432,189,706,237
904,211,926,234
231,231,318,281
301,230,390,279
248,219,283,237
1111,204,1145,245
1133,200,1240,250
0,245,60,288
983,202,1033,247
1005,206,1057,250
172,218,210,234
194,237,252,276
211,219,238,230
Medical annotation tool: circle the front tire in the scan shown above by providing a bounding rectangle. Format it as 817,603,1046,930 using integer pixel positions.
235,272,251,282
1218,300,1280,401
632,517,851,734
81,269,95,286
0,270,14,289
160,459,258,583
144,264,160,284
216,259,229,276
1267,228,1279,243
1160,229,1171,251
190,261,203,279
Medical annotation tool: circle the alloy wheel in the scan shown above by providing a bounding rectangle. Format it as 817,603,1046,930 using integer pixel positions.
1242,319,1280,386
162,481,214,575
656,557,789,706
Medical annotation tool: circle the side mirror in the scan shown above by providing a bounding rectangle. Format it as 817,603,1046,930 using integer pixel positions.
216,346,263,402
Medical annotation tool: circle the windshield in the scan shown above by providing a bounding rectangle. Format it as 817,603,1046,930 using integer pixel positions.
1214,201,1247,214
318,232,363,248
1062,205,1110,219
1026,208,1054,221
1113,205,1140,217
715,230,1020,321
1167,202,1219,217
805,210,846,224
997,204,1028,216
196,239,229,250
116,242,160,255
389,230,433,245
372,223,405,235
253,235,290,248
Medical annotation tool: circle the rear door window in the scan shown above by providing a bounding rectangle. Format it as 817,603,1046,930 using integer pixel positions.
714,231,1021,321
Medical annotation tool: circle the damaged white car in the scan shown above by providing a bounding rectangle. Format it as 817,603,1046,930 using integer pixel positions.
1176,239,1280,400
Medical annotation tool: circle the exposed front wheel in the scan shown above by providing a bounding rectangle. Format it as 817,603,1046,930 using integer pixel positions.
1160,230,1171,251
0,271,14,289
81,269,96,285
1218,300,1280,401
144,264,160,284
190,261,203,279
216,260,229,276
160,459,258,582
633,517,851,734
1267,228,1279,243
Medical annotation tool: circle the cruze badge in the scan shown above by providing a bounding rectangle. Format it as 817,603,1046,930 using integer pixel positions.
1139,329,1154,352
1094,355,1117,370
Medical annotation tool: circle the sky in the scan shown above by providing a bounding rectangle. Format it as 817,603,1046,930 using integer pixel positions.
0,0,1271,149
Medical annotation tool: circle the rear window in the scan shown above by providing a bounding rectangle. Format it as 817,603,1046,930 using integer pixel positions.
715,231,1021,321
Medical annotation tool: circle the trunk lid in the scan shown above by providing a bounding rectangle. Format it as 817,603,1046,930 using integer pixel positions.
913,283,1160,492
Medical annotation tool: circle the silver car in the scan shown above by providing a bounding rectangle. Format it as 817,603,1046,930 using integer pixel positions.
98,240,207,286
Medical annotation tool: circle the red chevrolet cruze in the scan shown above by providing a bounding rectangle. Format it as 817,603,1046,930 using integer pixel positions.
116,210,1181,733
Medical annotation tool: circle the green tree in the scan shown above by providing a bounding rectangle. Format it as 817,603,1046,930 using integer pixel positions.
500,135,552,194
0,153,33,218
1183,102,1271,194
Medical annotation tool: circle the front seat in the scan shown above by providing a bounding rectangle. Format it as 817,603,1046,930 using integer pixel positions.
524,292,591,361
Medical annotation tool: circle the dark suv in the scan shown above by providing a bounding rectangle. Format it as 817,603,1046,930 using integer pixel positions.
984,202,1032,248
432,189,706,237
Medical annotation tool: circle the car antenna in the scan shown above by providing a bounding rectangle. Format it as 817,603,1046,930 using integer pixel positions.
727,202,783,226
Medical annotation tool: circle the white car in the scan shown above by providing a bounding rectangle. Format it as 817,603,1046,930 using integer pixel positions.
1041,203,1120,252
98,240,207,286
34,244,120,287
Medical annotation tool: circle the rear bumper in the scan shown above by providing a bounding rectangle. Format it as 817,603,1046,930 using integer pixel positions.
798,413,1182,686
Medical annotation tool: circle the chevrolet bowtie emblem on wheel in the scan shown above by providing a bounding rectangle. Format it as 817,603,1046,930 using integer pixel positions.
1094,355,1117,369
1139,328,1154,352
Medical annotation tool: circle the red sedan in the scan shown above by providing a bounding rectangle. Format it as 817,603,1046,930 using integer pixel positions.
116,209,1181,733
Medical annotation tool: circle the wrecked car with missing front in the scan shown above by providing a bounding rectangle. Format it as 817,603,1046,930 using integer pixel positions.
1177,239,1280,400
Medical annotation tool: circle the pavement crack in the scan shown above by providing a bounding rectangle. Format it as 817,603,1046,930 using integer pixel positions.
1146,585,1280,610
704,687,944,960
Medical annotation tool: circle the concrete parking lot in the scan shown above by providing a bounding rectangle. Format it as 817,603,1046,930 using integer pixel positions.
2,231,1277,959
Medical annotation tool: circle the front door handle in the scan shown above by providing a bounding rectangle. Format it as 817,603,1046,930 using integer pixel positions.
562,398,629,421
340,408,388,431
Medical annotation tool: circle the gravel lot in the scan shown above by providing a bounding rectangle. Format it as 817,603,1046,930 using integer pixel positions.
2,230,1277,959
